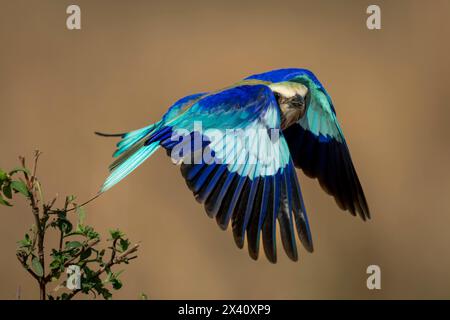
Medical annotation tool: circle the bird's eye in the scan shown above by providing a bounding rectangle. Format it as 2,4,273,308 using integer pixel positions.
273,92,282,102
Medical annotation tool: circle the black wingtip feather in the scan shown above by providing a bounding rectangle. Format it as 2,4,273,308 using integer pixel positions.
262,177,277,263
232,179,253,248
288,166,314,253
277,212,299,261
278,175,299,261
207,171,233,224
246,180,265,260
215,175,240,230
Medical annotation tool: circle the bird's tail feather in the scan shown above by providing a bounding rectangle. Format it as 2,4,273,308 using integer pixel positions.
113,121,161,157
100,122,162,192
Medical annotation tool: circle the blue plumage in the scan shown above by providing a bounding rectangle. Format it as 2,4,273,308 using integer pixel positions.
98,68,369,263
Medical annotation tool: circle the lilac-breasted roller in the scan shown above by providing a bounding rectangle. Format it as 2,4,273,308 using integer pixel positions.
97,68,370,263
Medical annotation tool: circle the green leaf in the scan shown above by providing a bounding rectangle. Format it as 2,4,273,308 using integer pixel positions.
80,248,92,261
11,181,29,197
32,257,44,277
76,206,86,226
112,278,122,290
101,289,112,300
109,229,123,240
0,194,12,206
49,259,61,271
2,184,12,199
61,293,70,300
17,233,32,248
119,238,130,252
65,241,82,250
9,167,30,176
58,218,73,234
0,169,7,182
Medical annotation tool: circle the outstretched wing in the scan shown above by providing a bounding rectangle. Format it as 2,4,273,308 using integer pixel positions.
157,83,313,262
283,77,370,220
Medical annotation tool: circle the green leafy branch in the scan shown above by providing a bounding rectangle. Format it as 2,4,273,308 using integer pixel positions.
0,151,140,300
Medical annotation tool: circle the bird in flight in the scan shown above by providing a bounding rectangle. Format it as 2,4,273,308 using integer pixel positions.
97,68,370,263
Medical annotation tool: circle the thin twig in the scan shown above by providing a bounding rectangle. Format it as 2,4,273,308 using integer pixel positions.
48,193,103,214
16,254,39,281
31,150,41,185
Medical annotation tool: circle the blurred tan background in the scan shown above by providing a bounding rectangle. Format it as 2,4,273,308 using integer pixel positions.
1,0,450,299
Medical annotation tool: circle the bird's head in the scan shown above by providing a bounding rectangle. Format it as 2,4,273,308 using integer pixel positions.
269,81,309,130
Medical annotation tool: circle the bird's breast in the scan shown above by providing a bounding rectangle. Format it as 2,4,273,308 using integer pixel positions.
280,103,302,130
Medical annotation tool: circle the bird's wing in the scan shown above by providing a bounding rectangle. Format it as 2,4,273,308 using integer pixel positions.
158,83,313,262
283,78,370,220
